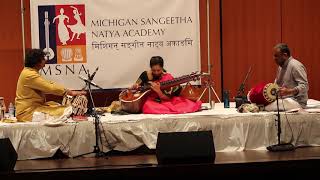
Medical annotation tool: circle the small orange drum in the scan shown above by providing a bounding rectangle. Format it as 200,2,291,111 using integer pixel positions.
248,83,279,105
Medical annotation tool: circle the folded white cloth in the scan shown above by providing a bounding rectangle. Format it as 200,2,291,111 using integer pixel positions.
32,106,73,126
265,98,301,112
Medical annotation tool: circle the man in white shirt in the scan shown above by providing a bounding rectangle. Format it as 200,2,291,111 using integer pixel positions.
273,43,309,107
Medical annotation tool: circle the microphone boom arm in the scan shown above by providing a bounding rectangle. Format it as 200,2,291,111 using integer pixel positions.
237,66,252,96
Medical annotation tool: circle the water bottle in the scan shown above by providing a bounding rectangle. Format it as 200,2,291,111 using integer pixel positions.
8,102,15,118
223,90,230,108
0,97,5,120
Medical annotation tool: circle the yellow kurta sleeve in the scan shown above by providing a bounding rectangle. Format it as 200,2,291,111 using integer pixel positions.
24,71,66,96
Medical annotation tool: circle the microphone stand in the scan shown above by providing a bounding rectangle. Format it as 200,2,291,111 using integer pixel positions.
75,69,107,158
235,66,252,108
267,93,295,152
197,73,221,110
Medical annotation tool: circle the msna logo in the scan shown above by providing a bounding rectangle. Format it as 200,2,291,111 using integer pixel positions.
38,4,87,64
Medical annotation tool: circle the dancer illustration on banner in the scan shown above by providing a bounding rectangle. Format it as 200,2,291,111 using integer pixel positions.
53,8,70,45
68,6,85,41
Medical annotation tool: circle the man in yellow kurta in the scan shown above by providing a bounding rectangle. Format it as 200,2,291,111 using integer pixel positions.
15,49,86,122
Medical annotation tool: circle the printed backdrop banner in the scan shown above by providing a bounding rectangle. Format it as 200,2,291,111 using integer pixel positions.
30,0,200,89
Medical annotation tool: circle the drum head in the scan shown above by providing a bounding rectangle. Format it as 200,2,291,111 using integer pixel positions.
263,83,279,103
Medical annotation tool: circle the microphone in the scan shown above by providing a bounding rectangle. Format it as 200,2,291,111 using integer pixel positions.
89,67,99,80
78,75,99,87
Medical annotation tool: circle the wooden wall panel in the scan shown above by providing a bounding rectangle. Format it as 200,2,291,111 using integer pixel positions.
282,0,320,99
211,0,222,101
0,0,24,107
221,0,281,99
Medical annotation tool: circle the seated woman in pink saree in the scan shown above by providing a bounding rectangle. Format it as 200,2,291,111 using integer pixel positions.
132,56,202,114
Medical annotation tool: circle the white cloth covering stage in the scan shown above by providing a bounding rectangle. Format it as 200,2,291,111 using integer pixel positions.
1,101,320,160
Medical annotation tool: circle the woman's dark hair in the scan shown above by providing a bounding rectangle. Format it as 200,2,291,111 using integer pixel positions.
149,56,164,68
25,49,46,68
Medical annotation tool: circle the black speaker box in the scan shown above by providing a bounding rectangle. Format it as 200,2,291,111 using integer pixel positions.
156,131,215,164
0,138,18,172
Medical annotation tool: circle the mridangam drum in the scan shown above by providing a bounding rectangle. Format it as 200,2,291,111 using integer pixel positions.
62,95,88,116
248,83,279,105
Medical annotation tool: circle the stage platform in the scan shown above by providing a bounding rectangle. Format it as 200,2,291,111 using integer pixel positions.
2,147,319,178
1,102,320,160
